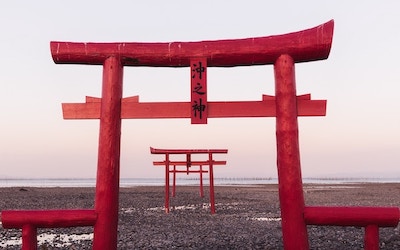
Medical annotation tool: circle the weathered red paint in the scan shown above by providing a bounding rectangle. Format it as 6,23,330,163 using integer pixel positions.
22,224,36,250
154,161,211,198
151,147,227,214
7,19,398,250
304,206,400,227
62,94,326,119
365,225,379,250
1,209,97,250
208,152,216,214
304,206,399,249
1,210,97,228
4,21,333,249
274,54,309,249
151,148,228,154
199,165,204,197
92,56,123,250
172,165,177,197
191,58,208,124
165,153,170,213
50,20,333,66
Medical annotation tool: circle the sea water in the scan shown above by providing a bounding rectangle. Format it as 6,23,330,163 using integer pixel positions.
0,177,399,188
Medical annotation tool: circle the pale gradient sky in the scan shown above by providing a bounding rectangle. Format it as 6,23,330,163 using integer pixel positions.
1,1,399,179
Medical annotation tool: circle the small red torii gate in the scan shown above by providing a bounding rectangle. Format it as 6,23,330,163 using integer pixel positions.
1,19,399,250
150,147,228,214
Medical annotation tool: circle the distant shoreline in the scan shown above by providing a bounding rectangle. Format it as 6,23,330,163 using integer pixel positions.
0,177,399,188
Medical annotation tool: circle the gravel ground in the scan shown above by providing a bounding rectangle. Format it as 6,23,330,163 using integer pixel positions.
0,183,399,249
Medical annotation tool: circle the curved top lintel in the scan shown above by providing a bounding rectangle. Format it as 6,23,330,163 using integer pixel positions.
51,20,334,67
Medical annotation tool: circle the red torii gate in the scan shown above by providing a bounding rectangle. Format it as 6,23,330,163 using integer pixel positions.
55,20,330,249
1,19,398,250
51,21,329,249
150,147,228,214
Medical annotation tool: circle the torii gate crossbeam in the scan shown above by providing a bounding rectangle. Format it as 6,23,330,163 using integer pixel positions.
50,20,333,67
61,94,326,119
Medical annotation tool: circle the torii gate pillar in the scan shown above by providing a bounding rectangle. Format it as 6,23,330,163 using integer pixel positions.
93,56,123,249
275,54,308,249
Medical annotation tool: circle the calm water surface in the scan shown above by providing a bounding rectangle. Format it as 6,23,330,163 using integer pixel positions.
0,177,398,187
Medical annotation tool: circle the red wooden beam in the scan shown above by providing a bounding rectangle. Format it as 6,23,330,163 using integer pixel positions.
305,206,399,250
2,209,97,250
62,95,326,119
304,206,400,227
168,170,208,173
152,160,227,166
50,20,333,67
1,209,97,228
150,147,228,154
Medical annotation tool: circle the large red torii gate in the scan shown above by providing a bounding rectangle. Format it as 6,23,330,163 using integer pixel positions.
2,19,398,250
52,20,331,250
4,20,331,250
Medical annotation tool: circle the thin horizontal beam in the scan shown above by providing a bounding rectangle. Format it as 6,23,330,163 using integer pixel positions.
62,95,326,119
1,209,97,228
168,170,209,173
150,147,228,154
304,206,400,227
153,160,227,166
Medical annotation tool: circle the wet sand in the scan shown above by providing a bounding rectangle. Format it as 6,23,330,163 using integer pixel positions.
0,183,399,249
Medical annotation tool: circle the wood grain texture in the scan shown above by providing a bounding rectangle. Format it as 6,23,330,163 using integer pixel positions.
51,20,333,67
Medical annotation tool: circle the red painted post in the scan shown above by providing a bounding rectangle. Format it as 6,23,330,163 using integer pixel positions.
199,165,204,197
209,152,216,214
22,224,37,250
365,225,379,250
186,153,191,175
172,165,176,197
274,54,309,249
165,153,170,213
93,56,123,250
